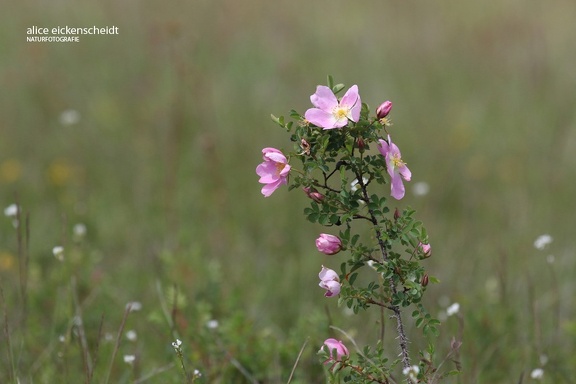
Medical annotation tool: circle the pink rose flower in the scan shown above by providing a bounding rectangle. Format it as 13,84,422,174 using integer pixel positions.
321,338,349,362
256,148,291,197
316,234,342,255
319,266,341,297
378,135,411,200
304,85,361,129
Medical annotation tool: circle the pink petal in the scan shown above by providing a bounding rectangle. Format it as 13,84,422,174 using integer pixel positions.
398,164,411,181
340,85,361,122
305,108,338,129
319,266,339,281
279,164,291,177
261,179,283,197
310,86,338,111
256,162,280,183
390,174,406,200
378,139,389,157
264,151,287,164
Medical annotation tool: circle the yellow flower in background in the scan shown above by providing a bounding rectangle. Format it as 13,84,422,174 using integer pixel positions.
47,158,76,187
0,159,22,183
0,252,15,271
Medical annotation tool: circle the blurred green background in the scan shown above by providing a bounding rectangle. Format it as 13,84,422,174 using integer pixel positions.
1,0,576,382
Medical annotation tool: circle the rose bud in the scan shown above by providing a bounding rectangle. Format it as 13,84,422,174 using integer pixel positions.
376,101,392,119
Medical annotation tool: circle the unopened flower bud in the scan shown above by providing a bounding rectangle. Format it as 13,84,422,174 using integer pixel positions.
421,273,429,287
376,101,392,119
316,234,342,255
303,187,325,203
419,242,432,258
357,137,366,153
394,208,401,221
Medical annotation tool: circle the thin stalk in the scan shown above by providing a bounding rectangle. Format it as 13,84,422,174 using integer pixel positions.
355,173,411,370
103,304,132,384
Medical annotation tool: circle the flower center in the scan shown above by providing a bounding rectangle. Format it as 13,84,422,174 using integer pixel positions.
391,154,405,169
275,162,286,175
332,106,349,121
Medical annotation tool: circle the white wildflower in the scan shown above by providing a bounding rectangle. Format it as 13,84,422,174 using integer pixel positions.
4,204,18,217
73,223,87,238
172,339,182,349
534,234,553,250
206,319,219,329
446,302,460,317
59,109,81,126
402,365,420,382
126,330,137,341
126,301,142,312
530,368,544,379
412,181,430,196
350,177,369,192
53,246,65,261
123,354,136,365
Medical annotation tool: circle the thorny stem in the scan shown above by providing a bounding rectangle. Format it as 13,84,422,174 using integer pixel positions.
354,172,412,370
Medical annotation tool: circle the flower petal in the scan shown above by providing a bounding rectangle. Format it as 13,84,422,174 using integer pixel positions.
319,266,339,281
305,108,338,129
261,179,283,197
340,85,361,122
390,174,406,200
256,162,280,183
310,86,338,111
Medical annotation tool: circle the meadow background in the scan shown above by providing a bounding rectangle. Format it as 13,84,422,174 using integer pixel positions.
1,0,576,382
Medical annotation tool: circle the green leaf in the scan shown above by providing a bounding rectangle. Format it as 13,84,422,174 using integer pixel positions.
349,272,358,285
327,74,334,89
332,83,345,94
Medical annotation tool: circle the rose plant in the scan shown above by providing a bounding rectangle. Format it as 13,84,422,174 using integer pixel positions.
257,76,460,383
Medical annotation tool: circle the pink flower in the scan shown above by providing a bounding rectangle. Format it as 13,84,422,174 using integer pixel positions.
378,135,411,200
256,148,291,197
321,338,349,362
316,234,342,255
319,266,341,297
376,101,392,119
304,85,361,129
419,242,432,257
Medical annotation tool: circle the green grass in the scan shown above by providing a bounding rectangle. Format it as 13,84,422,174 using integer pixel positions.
2,0,576,382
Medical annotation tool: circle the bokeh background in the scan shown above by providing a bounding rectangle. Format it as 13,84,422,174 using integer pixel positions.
1,0,576,382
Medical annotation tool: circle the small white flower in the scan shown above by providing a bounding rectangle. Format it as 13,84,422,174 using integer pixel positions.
59,109,81,126
73,223,87,238
446,302,460,317
193,369,202,377
53,246,65,261
350,177,369,192
206,319,219,329
172,339,182,349
126,330,137,341
4,204,18,217
123,354,136,365
402,365,420,382
534,234,553,250
126,301,142,312
412,181,430,196
59,335,66,343
530,368,544,379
